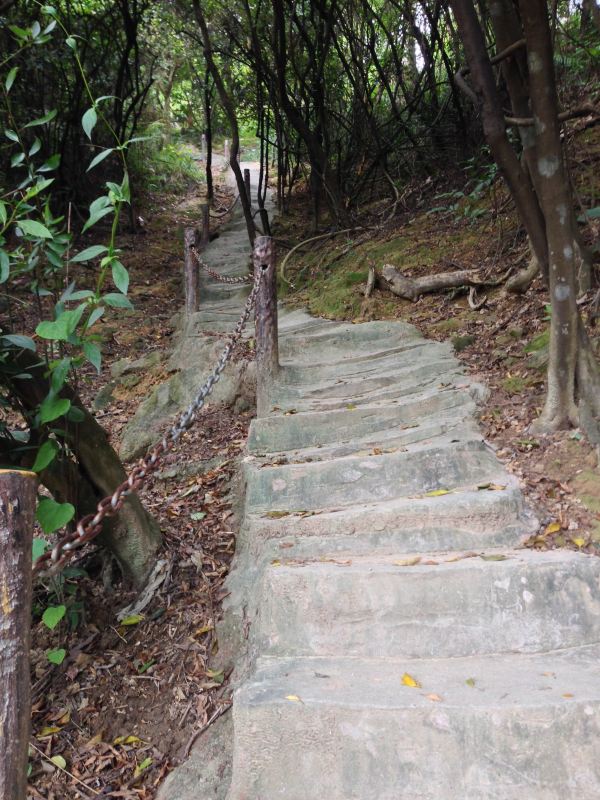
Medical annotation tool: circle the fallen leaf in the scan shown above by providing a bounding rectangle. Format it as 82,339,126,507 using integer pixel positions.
393,556,421,567
114,735,143,746
264,510,290,519
465,678,476,687
544,521,561,535
572,537,586,548
424,489,450,497
402,672,421,688
120,614,144,626
37,726,61,738
562,693,574,698
425,693,443,702
479,554,508,561
50,755,67,770
285,694,303,702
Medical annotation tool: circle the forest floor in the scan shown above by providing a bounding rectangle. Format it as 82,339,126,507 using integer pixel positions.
26,129,600,798
28,163,248,799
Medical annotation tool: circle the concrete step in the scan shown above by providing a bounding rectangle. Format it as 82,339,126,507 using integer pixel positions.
228,647,600,799
248,388,476,454
241,480,532,555
244,439,508,513
268,361,466,411
251,549,600,658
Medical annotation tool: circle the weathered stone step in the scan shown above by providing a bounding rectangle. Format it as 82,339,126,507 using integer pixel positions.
269,361,466,411
228,647,600,800
248,389,475,454
244,439,507,513
242,481,531,555
251,549,600,658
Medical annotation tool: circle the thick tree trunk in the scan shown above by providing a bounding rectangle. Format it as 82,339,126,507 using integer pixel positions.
4,350,161,586
519,0,581,430
0,470,36,800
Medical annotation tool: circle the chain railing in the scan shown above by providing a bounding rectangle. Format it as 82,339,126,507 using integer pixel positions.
32,265,263,578
191,245,253,285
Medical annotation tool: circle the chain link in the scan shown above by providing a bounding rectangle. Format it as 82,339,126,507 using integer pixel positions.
32,268,262,578
191,245,253,285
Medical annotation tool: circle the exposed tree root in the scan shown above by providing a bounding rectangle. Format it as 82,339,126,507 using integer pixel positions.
380,263,502,302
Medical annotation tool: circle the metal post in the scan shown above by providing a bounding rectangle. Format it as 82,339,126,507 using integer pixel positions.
0,469,37,800
201,203,210,247
244,168,251,206
254,236,279,416
183,227,200,314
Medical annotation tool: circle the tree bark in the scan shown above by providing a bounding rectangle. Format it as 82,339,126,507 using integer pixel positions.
519,0,580,430
381,264,490,301
0,469,36,800
3,350,161,586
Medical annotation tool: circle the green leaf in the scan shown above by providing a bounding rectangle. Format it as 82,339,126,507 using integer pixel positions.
50,755,67,769
39,395,70,423
11,152,25,168
50,357,71,393
24,109,57,129
86,306,105,328
5,66,18,93
0,251,8,283
66,36,76,50
18,219,53,239
0,200,6,226
32,440,59,472
83,341,101,372
82,206,113,233
87,148,114,172
103,292,133,309
9,24,29,41
37,499,74,534
120,614,144,626
190,511,206,521
66,406,85,423
42,604,66,629
36,307,85,341
578,206,600,223
82,107,97,140
37,154,60,173
71,245,108,263
24,177,53,200
1,334,35,350
4,128,19,142
47,648,67,665
111,260,129,294
32,538,48,561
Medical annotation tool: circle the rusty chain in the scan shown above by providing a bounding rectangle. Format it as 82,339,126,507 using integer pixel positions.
191,245,252,285
32,267,262,578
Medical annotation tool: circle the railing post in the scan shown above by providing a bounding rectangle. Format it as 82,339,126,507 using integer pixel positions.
254,236,279,417
0,469,37,800
201,203,210,247
223,139,230,161
244,168,251,205
184,227,200,314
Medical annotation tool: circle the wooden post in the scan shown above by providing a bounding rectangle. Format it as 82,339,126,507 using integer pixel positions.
0,470,37,800
223,139,230,161
244,168,251,205
201,204,210,247
200,133,206,160
183,227,200,314
254,236,279,416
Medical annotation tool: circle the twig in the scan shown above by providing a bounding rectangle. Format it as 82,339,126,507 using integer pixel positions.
184,701,232,758
29,741,100,796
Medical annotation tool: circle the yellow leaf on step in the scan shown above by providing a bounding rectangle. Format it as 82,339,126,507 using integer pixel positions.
402,672,421,688
572,538,586,548
285,694,302,702
424,489,450,497
393,557,421,567
545,521,561,535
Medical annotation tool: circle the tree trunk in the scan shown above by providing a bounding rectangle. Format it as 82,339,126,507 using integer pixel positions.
4,350,161,586
0,470,36,800
519,0,581,430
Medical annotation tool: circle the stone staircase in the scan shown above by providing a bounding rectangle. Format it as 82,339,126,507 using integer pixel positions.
222,311,600,799
158,168,600,800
